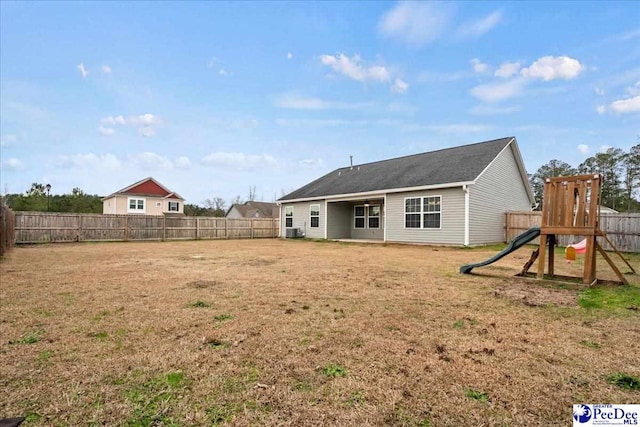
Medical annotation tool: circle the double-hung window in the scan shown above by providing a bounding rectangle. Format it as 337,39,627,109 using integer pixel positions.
128,197,145,213
405,196,441,228
354,206,366,228
168,201,179,212
368,205,380,228
310,204,320,228
285,206,293,228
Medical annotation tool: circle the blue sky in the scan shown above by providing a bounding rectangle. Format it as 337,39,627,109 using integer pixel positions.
1,1,639,204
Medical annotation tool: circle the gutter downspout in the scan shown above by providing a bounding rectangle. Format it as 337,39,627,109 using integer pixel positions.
463,185,470,246
383,194,387,242
324,200,328,239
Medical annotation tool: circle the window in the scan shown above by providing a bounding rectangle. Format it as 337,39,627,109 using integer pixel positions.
285,206,293,228
405,196,441,229
128,197,145,213
168,201,179,212
354,205,365,228
423,197,441,228
368,205,380,228
310,204,320,228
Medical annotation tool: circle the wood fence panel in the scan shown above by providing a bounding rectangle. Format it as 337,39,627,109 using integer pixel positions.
13,212,279,244
506,211,640,252
0,204,16,256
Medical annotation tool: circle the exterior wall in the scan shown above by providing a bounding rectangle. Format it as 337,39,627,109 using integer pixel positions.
326,202,351,239
280,200,325,239
102,195,183,215
385,187,465,245
226,206,243,219
469,145,532,245
349,201,384,240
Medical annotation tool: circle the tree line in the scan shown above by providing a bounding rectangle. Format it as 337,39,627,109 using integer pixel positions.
529,144,639,211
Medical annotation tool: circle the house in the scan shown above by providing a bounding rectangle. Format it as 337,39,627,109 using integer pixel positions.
277,137,534,245
225,201,278,219
102,177,185,215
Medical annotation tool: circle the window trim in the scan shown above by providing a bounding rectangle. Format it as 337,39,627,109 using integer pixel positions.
309,204,320,228
127,197,145,214
403,195,442,229
354,205,366,229
285,206,294,228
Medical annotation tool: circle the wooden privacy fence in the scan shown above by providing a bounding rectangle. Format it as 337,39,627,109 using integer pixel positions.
1,204,16,256
14,212,279,243
506,211,640,253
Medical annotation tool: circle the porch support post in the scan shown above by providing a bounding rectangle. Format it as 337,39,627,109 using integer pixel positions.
383,194,387,242
324,200,328,239
463,185,470,246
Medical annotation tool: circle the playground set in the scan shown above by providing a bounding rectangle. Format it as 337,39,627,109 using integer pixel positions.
461,174,635,285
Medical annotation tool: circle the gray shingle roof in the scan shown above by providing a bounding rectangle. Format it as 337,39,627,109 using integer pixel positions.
279,137,514,201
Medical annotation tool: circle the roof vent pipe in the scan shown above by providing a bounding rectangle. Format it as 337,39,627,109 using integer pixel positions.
350,155,353,169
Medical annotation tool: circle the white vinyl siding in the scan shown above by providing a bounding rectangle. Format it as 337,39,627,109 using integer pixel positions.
386,188,465,245
281,201,325,238
469,143,532,245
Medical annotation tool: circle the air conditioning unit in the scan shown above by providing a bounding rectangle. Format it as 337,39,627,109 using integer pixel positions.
285,228,298,238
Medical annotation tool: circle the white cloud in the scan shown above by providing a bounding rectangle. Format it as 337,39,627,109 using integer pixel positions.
274,94,372,110
101,65,112,74
128,152,173,170
98,126,116,136
55,153,121,169
77,63,88,78
100,115,126,125
201,152,279,170
470,58,489,74
494,61,521,78
378,1,453,46
470,78,526,102
0,134,18,147
594,86,605,96
520,56,584,81
596,105,606,115
138,127,155,137
609,95,640,113
299,158,324,169
1,158,25,171
218,69,229,76
287,52,293,60
456,10,502,38
391,78,409,94
130,113,162,126
469,104,519,115
599,145,612,152
175,156,192,169
577,144,590,154
626,81,640,96
320,54,390,83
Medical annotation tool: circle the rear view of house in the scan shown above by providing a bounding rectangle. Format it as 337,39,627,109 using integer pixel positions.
102,177,185,216
278,137,534,245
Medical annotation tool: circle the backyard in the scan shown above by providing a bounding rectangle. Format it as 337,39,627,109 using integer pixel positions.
1,239,639,426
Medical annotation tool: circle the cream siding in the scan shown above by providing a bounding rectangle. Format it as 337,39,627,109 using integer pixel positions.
226,206,243,219
280,200,325,238
385,188,465,245
102,195,184,215
468,144,532,245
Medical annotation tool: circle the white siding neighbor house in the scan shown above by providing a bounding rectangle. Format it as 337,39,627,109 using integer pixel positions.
277,137,534,245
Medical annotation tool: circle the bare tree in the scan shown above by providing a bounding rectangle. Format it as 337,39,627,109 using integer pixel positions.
247,185,257,201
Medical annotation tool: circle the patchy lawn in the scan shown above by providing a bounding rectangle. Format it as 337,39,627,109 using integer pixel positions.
1,239,638,426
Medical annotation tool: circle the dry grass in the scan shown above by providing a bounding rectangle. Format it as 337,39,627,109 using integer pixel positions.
1,239,639,426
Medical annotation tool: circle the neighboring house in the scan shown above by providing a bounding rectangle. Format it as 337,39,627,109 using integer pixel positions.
102,177,185,215
225,201,278,219
277,137,535,245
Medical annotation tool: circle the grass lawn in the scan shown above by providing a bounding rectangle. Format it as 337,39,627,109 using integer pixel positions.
1,239,639,426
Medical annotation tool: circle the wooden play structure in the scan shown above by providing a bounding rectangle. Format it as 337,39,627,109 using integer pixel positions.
521,174,635,285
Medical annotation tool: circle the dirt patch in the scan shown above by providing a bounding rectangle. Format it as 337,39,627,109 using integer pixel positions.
186,280,217,289
493,280,579,307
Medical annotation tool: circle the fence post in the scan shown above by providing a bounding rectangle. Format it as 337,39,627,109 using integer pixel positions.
225,219,228,239
251,219,254,239
163,216,166,242
196,217,200,240
124,215,129,241
78,214,83,242
505,212,511,242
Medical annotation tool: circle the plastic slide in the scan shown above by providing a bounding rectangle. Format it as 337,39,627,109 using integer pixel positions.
459,227,541,274
568,238,587,254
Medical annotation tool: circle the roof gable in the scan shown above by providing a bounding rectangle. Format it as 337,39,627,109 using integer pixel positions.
279,137,517,201
104,177,184,200
226,201,278,218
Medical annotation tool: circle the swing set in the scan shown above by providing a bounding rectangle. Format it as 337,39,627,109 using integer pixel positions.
520,174,635,285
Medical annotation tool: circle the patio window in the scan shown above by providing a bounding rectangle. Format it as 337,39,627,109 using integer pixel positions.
310,204,320,228
285,206,293,228
368,205,380,228
128,197,145,213
405,196,441,228
354,205,365,228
